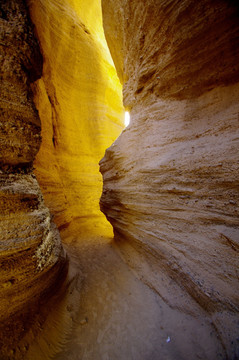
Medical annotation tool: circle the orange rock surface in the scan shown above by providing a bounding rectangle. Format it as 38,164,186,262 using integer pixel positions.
28,0,124,237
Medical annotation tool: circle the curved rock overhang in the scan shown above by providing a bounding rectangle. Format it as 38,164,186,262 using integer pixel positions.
100,0,239,357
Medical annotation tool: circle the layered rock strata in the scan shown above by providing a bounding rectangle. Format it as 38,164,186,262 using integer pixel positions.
27,0,124,237
100,0,239,357
0,1,66,355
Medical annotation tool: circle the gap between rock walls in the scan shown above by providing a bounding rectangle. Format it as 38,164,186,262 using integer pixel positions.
0,0,239,359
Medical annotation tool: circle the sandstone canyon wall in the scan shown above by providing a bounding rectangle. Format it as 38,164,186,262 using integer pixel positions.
0,0,124,356
100,1,239,357
27,0,124,238
1,0,239,358
0,1,66,356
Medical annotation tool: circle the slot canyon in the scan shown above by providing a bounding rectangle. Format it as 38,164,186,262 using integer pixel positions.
0,0,239,359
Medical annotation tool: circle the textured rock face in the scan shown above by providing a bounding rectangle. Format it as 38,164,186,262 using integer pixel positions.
0,0,123,356
27,0,124,237
100,0,239,357
0,1,66,355
0,0,42,167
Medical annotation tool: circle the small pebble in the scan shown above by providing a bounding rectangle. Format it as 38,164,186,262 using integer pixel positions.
80,318,88,326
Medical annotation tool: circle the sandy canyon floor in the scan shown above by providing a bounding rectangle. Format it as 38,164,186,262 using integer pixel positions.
23,224,225,360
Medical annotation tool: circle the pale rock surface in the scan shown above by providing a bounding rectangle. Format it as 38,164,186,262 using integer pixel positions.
100,0,239,357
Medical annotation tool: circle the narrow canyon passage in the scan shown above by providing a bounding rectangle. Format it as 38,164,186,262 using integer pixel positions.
1,0,239,359
26,230,224,360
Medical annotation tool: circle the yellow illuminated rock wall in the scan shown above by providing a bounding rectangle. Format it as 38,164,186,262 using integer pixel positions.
27,0,124,237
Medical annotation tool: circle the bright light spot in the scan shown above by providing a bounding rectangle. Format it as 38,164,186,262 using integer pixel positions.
124,111,130,127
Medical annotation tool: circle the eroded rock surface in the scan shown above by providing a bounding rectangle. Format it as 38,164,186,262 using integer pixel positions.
100,1,239,357
27,0,124,237
0,1,66,356
1,0,239,358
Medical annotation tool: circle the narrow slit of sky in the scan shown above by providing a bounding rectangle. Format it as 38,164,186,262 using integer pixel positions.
125,111,130,127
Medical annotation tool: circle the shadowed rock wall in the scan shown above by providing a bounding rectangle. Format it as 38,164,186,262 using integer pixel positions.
0,0,66,356
27,0,124,238
100,1,239,357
